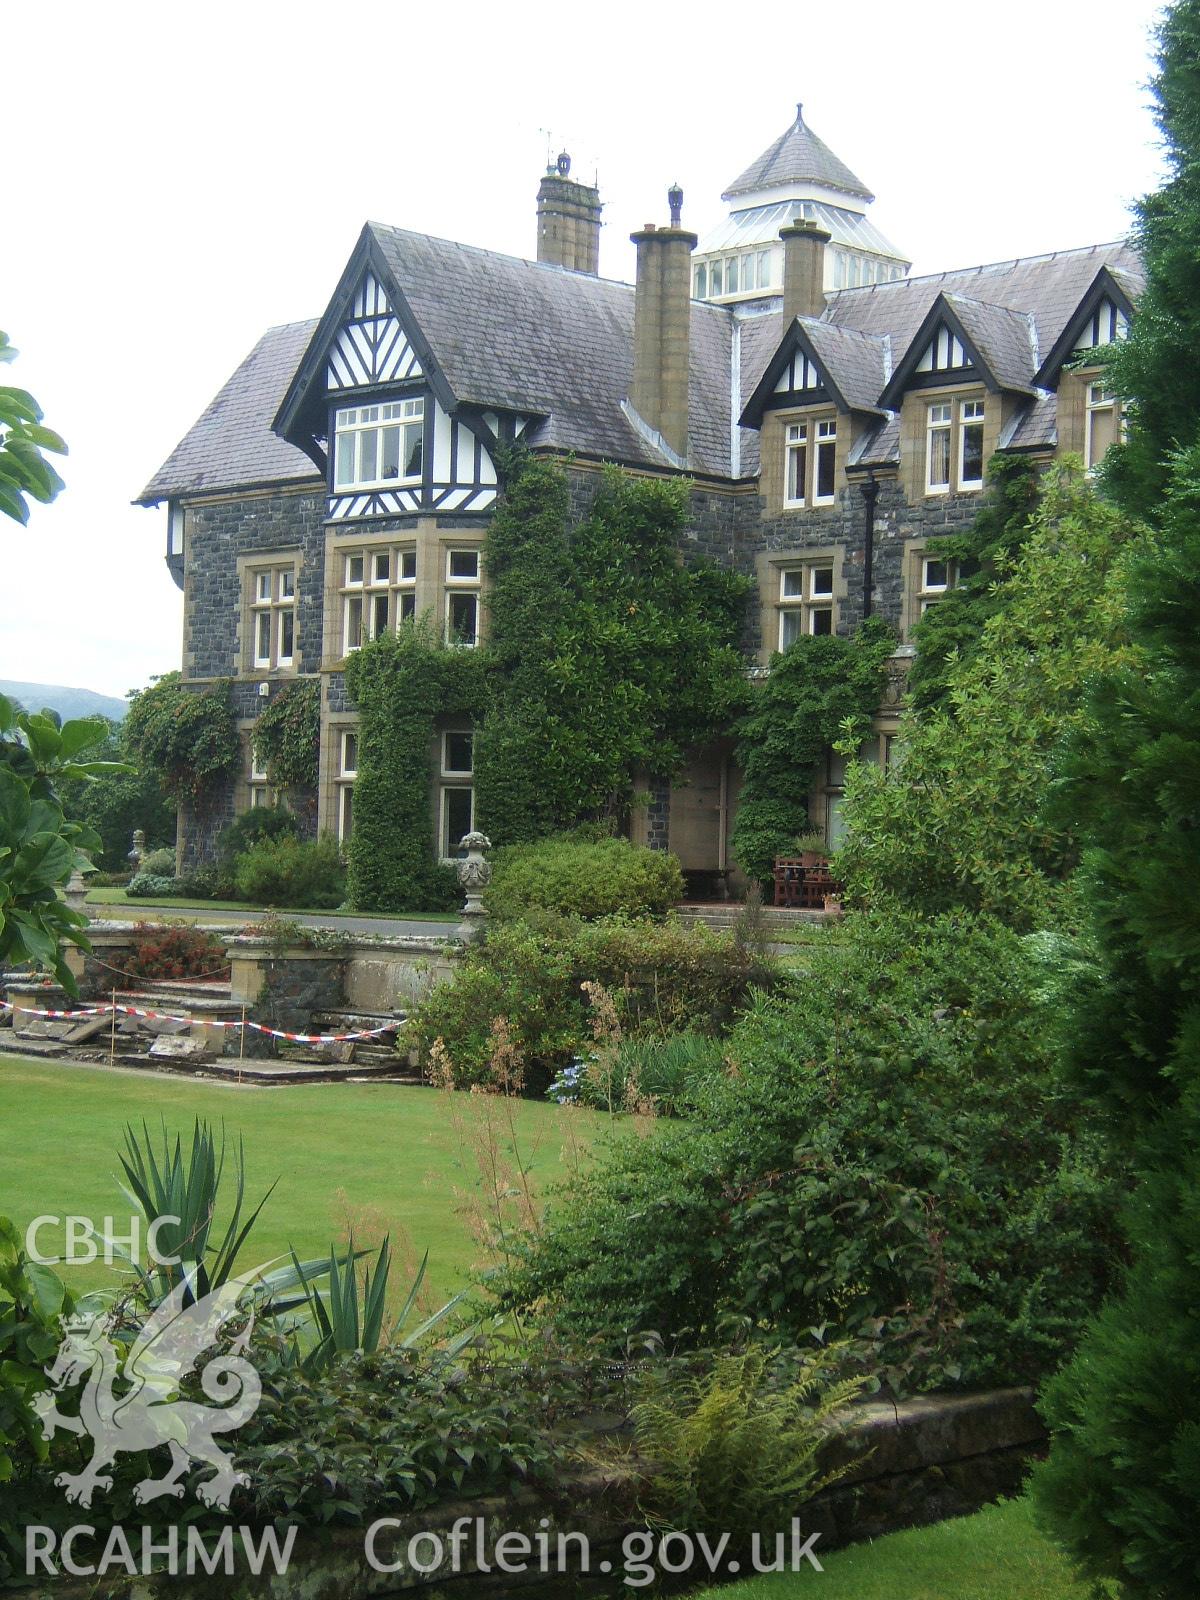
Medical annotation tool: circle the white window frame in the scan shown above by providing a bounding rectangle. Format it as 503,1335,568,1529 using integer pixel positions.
925,402,953,495
784,422,808,507
445,548,481,648
335,727,358,843
249,564,297,670
333,399,424,492
441,729,474,777
440,784,475,859
777,562,836,649
813,419,838,506
782,413,837,508
341,545,417,654
919,554,955,614
958,399,986,491
1085,382,1119,470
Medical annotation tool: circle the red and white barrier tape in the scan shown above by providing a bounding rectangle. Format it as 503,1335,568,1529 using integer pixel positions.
0,999,398,1044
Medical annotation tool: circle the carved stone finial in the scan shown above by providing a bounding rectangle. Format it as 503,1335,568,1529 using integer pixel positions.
128,829,146,869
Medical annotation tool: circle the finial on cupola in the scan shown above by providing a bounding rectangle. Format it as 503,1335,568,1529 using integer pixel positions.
556,149,571,178
668,183,684,227
796,101,804,124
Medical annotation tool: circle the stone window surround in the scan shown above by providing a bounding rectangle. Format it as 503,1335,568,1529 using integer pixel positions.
237,720,276,814
761,404,850,515
756,543,847,665
899,382,997,503
900,539,957,641
320,522,486,670
320,714,359,844
237,551,302,677
339,540,418,655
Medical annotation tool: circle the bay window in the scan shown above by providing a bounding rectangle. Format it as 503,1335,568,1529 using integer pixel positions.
341,545,417,653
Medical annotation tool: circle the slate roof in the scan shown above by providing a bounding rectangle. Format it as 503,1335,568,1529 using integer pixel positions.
723,108,874,203
138,321,320,502
801,318,890,413
368,224,734,474
942,294,1038,393
825,241,1142,372
138,234,1141,503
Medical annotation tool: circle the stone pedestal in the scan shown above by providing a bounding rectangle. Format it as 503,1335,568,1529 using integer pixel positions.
456,832,492,944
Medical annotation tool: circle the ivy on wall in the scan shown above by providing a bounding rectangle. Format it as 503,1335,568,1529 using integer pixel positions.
123,672,239,811
343,456,752,911
344,622,489,911
731,618,896,885
253,678,321,794
475,456,752,843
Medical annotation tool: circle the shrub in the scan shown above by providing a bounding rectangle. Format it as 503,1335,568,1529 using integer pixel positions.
175,862,240,900
139,846,176,877
404,916,777,1091
126,871,178,898
494,910,1124,1391
123,674,239,809
0,1219,74,1584
486,835,684,921
121,924,230,984
216,803,299,863
548,1031,727,1115
233,832,345,909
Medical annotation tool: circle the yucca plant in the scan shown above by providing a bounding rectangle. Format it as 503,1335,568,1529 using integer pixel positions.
624,1346,866,1541
91,1120,346,1316
288,1238,474,1373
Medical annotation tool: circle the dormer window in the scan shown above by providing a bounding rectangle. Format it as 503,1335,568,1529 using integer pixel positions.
1085,382,1119,469
783,416,837,508
334,399,423,491
959,400,985,489
926,397,985,495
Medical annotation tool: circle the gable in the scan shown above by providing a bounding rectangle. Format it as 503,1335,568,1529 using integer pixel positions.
772,348,825,396
327,270,425,391
915,321,972,375
1075,294,1129,352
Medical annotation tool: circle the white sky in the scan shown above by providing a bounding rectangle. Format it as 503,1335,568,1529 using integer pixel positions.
3,0,1168,699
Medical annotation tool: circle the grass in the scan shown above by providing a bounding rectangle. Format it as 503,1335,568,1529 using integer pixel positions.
709,1497,1090,1600
0,1056,595,1304
86,887,458,922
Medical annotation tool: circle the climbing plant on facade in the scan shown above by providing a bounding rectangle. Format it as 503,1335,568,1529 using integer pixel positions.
123,673,239,811
730,617,895,885
252,678,321,794
474,456,751,843
344,622,489,911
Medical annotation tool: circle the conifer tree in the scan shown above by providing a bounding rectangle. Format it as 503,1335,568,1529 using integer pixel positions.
1034,4,1200,1590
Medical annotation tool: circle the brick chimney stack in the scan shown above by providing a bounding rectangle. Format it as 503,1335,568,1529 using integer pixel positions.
779,216,832,323
629,188,697,463
536,151,602,275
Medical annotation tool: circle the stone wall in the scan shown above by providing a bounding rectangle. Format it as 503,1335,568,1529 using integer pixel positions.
23,1386,1045,1599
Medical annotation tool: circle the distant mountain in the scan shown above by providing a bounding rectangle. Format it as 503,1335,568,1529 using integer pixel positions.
0,680,128,723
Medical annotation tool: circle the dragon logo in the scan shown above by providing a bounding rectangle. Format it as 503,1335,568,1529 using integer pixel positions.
33,1269,264,1510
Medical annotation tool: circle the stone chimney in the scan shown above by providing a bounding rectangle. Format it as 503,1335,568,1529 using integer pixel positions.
629,188,697,463
536,151,602,275
779,216,832,323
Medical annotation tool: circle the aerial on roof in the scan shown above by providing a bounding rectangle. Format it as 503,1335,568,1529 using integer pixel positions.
722,105,874,204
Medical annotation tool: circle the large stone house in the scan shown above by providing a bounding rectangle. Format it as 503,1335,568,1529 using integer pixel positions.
138,107,1140,883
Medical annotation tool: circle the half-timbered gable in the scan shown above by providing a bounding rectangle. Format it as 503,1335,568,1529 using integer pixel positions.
1033,264,1137,389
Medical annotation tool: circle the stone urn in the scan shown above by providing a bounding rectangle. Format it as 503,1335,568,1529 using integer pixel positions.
456,831,492,943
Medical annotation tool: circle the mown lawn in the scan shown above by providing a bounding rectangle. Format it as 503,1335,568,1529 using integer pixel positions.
710,1498,1093,1600
0,1057,596,1304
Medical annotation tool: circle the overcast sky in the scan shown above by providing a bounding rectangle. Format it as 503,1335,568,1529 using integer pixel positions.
3,0,1168,699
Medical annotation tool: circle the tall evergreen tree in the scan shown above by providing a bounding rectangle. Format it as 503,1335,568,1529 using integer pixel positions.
1034,5,1200,1591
